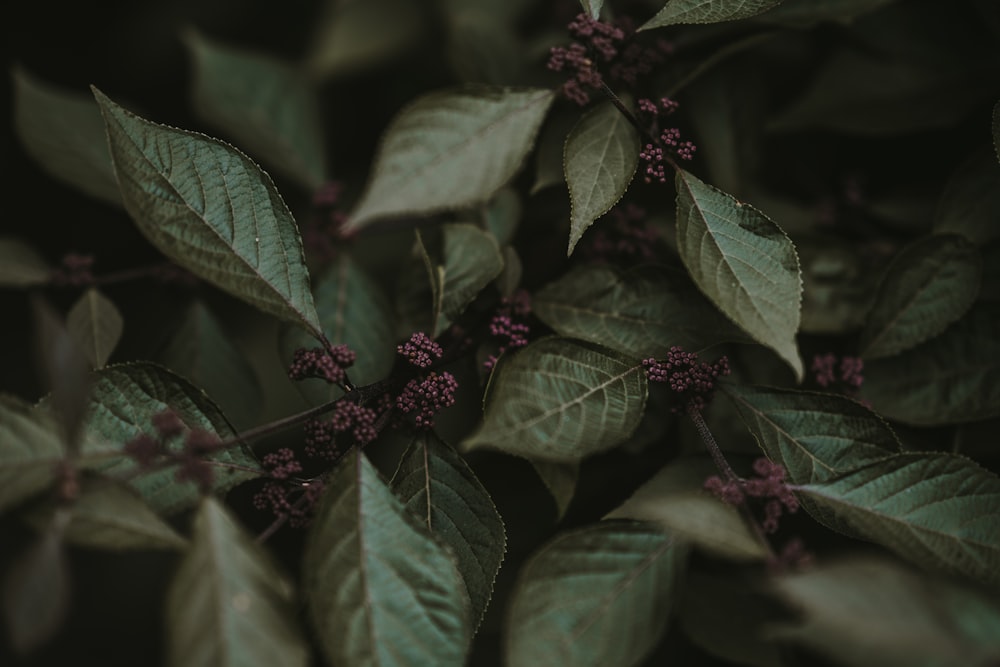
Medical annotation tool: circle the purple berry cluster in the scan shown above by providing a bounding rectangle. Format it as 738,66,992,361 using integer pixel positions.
303,400,378,460
396,371,459,429
288,344,356,385
636,97,697,183
252,476,325,529
302,180,355,266
580,203,659,264
123,409,220,493
811,353,864,392
397,331,443,368
546,14,670,105
51,252,95,287
704,457,800,534
642,347,730,412
484,290,532,371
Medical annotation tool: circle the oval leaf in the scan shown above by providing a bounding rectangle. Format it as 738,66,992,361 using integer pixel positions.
91,87,323,340
12,67,120,206
860,303,1000,425
534,264,749,358
860,235,981,359
565,101,639,255
67,288,123,369
304,448,473,666
167,498,308,667
723,383,901,485
464,338,648,462
0,238,51,287
505,521,688,666
640,0,783,29
348,87,554,229
0,396,66,513
532,460,579,520
390,433,506,628
187,31,327,190
798,453,1000,586
437,223,505,333
675,169,803,379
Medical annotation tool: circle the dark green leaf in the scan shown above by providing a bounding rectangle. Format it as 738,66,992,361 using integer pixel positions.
187,31,327,190
347,87,554,228
534,264,749,359
33,297,91,453
532,460,578,520
436,224,505,334
0,396,66,513
161,301,263,430
860,235,981,359
565,101,639,255
798,453,1000,586
11,66,120,206
532,111,576,194
67,288,123,369
390,433,505,628
771,557,1000,667
496,246,522,298
723,384,901,485
464,338,648,462
860,303,1000,424
934,149,1000,244
607,458,767,560
0,238,51,287
91,88,323,340
484,187,521,246
640,0,783,29
505,521,687,666
756,0,896,25
167,498,308,667
75,363,258,514
580,0,603,19
304,448,473,667
675,170,803,379
798,237,878,335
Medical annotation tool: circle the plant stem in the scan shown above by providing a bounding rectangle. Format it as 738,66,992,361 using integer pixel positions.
686,403,739,482
598,82,658,145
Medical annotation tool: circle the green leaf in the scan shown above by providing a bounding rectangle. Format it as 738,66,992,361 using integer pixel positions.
533,264,749,359
860,303,1000,425
756,0,896,25
934,149,1000,244
75,363,258,514
348,87,554,229
484,187,521,247
186,31,327,190
281,253,396,404
532,110,576,194
304,448,473,667
31,477,187,551
464,338,648,462
390,433,505,628
435,224,505,334
798,453,1000,586
167,498,308,667
580,0,603,19
532,460,578,520
798,236,878,335
0,396,66,513
161,301,263,430
860,235,981,359
607,458,768,560
11,66,120,206
723,383,901,485
67,288,123,369
91,87,323,340
675,170,803,379
0,238,51,287
564,101,639,255
505,521,688,666
771,557,1000,667
640,0,783,29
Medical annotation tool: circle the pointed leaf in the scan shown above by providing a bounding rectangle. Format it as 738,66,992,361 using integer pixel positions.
798,453,1000,586
464,338,648,462
565,101,639,255
304,448,473,667
771,557,1000,667
74,363,258,514
161,301,263,430
723,383,901,485
675,169,803,379
534,264,749,359
390,433,505,628
167,498,308,667
860,235,981,359
532,460,578,520
281,254,396,404
91,88,323,340
505,521,688,666
484,187,521,246
0,238,51,287
0,396,66,513
608,458,767,560
187,31,327,190
436,223,505,333
580,0,603,19
934,149,1000,244
11,67,120,206
640,0,783,29
348,87,554,228
33,297,91,454
67,288,123,368
860,303,1000,425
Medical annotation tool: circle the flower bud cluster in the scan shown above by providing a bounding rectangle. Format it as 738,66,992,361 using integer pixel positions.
811,353,864,392
303,400,378,460
642,347,730,412
288,344,356,385
580,203,659,264
396,371,459,429
123,409,220,493
302,180,355,266
704,457,800,534
397,331,443,368
484,291,532,371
